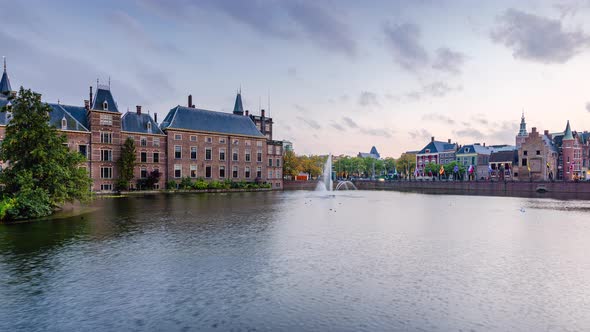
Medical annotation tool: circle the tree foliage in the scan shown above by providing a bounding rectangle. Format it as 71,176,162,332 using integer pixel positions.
116,136,136,190
0,87,92,219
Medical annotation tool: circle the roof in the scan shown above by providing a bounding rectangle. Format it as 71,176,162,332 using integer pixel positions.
418,140,457,154
563,120,574,140
489,150,518,163
47,103,90,132
358,152,379,159
232,93,244,115
489,145,517,152
160,106,265,138
369,146,380,158
0,58,11,94
92,86,119,113
122,112,164,135
456,144,491,155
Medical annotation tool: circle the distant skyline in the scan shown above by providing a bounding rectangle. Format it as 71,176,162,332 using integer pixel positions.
3,0,590,157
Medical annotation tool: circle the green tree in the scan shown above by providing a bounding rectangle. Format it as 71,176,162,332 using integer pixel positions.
116,137,136,190
0,87,92,218
396,153,416,178
384,157,396,174
282,150,301,179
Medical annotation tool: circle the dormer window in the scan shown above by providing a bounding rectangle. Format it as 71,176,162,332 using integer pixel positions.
6,111,12,121
465,148,470,153
61,117,67,130
147,122,152,133
425,149,430,153
103,101,108,110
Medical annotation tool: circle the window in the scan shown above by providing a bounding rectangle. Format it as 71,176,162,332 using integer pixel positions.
536,150,541,155
103,101,108,110
205,165,212,178
153,152,159,163
219,148,226,161
61,117,67,130
245,150,251,162
190,135,197,142
522,158,527,166
174,165,181,178
100,114,112,126
190,165,197,178
206,137,212,143
233,139,239,145
101,184,113,191
174,134,182,140
268,158,273,167
100,132,112,144
78,145,87,158
245,166,251,178
268,170,273,179
205,148,212,160
140,152,147,163
276,169,281,179
190,146,197,160
276,158,280,167
524,150,528,156
275,146,281,154
256,167,262,178
153,137,160,147
257,141,263,147
219,166,225,178
100,167,113,179
219,138,226,144
232,149,238,161
101,149,112,161
140,168,147,179
257,150,262,162
140,137,147,147
147,122,152,133
245,140,251,146
174,145,182,159
233,166,238,178
268,146,273,154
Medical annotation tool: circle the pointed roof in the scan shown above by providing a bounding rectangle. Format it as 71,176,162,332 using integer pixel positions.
92,85,119,113
563,120,574,140
233,92,244,115
122,112,164,135
0,57,11,95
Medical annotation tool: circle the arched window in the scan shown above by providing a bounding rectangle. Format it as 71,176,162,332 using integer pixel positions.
103,101,108,110
61,117,67,130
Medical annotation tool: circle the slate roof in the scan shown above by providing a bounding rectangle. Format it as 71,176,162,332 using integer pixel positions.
489,150,518,163
369,146,380,158
122,112,164,135
563,120,574,140
456,144,491,155
418,140,457,154
92,86,119,113
160,106,265,137
358,152,379,159
47,103,90,132
232,93,244,115
0,72,10,94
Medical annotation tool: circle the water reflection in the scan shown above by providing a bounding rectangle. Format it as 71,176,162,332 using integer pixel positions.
1,191,590,331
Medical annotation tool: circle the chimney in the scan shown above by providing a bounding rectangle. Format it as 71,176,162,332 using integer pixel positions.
431,136,434,142
544,130,549,136
483,142,486,147
136,105,142,115
154,113,158,123
245,110,249,116
532,127,537,134
84,100,90,110
261,109,265,117
448,139,451,143
89,86,93,105
188,94,193,108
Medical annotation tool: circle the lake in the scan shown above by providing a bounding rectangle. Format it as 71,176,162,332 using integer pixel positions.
1,191,590,331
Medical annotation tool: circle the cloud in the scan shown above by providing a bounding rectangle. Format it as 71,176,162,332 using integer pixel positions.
422,113,455,125
383,22,429,70
452,121,518,144
139,0,356,56
471,114,489,125
408,129,432,140
342,116,359,128
296,116,321,130
358,91,379,107
406,81,462,100
454,128,485,139
360,127,393,138
432,47,467,74
491,8,590,63
293,104,306,112
330,122,346,131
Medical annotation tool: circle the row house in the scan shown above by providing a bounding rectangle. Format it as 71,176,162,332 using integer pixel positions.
415,137,457,175
488,149,518,181
455,143,491,179
0,60,283,191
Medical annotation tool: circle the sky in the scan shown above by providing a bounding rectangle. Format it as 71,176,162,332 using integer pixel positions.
2,0,590,157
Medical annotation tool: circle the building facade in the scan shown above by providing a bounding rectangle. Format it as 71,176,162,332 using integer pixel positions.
415,137,457,175
0,62,283,191
517,127,558,181
455,143,491,180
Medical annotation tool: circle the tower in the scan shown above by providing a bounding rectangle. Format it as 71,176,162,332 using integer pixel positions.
561,120,579,181
232,90,244,115
516,112,528,148
0,56,12,96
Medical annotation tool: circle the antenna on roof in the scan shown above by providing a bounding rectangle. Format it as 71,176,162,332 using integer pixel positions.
2,56,5,72
108,76,111,89
96,78,99,88
268,89,270,118
239,84,241,94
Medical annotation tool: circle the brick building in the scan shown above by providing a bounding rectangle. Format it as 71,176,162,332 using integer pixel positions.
517,127,558,181
0,61,283,191
415,137,457,176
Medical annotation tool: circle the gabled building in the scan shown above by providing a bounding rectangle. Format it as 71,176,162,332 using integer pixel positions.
517,127,557,181
357,146,381,159
489,149,518,181
415,137,457,175
455,143,491,179
553,121,582,181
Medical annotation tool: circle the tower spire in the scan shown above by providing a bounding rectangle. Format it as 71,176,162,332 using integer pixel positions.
3,56,5,72
0,56,11,94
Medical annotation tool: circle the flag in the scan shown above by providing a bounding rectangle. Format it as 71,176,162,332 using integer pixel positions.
527,163,531,172
488,165,492,173
468,165,474,174
570,162,575,171
546,162,550,169
439,165,445,175
453,165,459,173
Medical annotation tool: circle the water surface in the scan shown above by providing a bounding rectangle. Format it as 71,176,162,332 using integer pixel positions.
1,191,589,331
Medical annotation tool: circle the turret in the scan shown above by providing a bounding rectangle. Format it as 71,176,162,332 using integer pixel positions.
0,56,12,95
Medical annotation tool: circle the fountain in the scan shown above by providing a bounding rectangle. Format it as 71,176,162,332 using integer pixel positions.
335,181,357,190
316,153,333,191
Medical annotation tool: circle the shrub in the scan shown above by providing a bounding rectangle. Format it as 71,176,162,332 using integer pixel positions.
179,177,193,189
192,179,208,190
166,181,177,190
5,187,53,220
208,180,224,189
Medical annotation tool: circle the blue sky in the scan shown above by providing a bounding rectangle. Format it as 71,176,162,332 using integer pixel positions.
3,0,590,157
